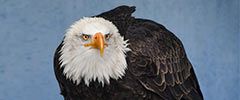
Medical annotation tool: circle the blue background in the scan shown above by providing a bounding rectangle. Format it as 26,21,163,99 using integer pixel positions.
0,0,239,100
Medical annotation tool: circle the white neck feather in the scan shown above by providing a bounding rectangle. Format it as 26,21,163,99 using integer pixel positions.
59,17,130,86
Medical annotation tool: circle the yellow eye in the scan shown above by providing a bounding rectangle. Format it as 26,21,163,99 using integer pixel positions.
82,34,90,41
105,34,111,40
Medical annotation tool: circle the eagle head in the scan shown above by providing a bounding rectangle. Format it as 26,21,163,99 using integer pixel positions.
59,17,130,86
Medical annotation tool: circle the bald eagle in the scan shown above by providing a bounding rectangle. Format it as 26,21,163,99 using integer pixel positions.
54,6,203,100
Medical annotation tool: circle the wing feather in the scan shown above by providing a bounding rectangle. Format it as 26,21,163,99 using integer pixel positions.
125,19,203,100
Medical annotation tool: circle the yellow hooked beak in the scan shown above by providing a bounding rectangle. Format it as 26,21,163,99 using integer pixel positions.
84,32,108,56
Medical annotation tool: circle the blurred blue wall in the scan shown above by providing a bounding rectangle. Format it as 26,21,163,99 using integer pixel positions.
0,0,239,100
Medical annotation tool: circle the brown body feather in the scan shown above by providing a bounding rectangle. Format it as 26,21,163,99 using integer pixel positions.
54,6,203,100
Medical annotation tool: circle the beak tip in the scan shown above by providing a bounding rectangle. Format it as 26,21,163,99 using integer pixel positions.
100,51,103,56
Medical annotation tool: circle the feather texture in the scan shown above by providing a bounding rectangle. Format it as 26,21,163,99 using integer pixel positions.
54,5,203,100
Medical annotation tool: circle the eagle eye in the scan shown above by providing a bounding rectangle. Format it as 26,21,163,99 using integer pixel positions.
82,34,90,41
105,33,111,40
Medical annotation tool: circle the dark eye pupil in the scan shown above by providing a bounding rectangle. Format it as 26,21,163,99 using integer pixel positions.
82,34,89,40
106,34,110,39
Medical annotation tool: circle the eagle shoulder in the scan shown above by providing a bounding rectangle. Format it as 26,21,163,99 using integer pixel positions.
125,19,203,100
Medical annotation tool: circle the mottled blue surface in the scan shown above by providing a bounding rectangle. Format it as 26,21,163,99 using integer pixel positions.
0,0,239,100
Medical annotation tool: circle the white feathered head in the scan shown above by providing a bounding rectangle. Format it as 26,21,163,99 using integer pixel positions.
59,17,130,86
